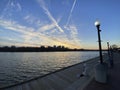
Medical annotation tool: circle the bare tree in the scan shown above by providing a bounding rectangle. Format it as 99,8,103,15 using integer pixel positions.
111,44,118,51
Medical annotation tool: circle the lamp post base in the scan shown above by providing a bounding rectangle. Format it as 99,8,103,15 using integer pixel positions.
94,63,108,83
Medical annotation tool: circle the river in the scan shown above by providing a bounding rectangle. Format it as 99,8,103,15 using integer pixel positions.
0,51,99,87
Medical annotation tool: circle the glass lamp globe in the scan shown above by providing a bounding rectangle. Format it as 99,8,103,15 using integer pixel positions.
94,21,100,26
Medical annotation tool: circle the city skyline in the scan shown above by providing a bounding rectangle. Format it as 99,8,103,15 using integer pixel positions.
0,0,120,49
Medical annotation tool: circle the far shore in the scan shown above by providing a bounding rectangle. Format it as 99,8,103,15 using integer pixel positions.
0,50,107,52
0,46,107,52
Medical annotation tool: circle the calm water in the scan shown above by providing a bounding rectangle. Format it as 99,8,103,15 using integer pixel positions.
0,51,99,87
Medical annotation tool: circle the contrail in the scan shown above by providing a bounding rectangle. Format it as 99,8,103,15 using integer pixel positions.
37,0,64,33
66,0,77,27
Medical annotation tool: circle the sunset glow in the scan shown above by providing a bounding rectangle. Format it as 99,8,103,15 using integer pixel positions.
0,0,120,49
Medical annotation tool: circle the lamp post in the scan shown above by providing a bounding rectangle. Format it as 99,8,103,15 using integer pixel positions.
107,42,110,56
94,20,108,83
94,21,103,64
107,42,114,68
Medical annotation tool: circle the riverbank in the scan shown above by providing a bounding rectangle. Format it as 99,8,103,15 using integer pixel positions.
83,52,120,90
0,46,107,52
1,53,108,90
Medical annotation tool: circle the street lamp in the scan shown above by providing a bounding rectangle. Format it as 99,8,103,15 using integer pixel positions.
94,20,108,83
94,21,103,64
107,42,110,56
107,42,114,68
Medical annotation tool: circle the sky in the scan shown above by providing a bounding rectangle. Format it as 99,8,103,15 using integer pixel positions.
0,0,120,49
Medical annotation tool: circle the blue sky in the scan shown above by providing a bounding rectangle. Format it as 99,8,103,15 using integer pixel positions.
0,0,120,49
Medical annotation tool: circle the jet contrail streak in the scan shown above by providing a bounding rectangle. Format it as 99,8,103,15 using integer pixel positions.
37,0,64,33
66,0,77,27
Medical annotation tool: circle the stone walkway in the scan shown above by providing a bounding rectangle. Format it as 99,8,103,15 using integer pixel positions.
83,52,120,90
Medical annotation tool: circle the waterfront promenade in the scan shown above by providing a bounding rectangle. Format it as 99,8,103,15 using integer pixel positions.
1,54,108,90
83,52,120,90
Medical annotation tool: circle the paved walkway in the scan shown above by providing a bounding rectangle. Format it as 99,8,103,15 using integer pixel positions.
83,52,120,90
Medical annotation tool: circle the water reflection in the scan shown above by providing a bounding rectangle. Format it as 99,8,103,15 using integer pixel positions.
0,51,99,87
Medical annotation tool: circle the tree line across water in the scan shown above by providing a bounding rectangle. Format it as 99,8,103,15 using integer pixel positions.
0,45,102,52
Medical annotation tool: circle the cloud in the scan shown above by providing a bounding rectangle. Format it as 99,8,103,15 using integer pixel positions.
17,2,22,11
38,23,56,32
37,0,64,33
66,0,77,26
24,14,57,33
24,15,30,20
69,25,78,35
0,0,22,19
64,24,81,45
10,1,15,7
9,0,22,11
24,14,42,28
24,15,35,24
0,19,36,42
10,1,22,11
0,0,81,49
0,19,81,48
